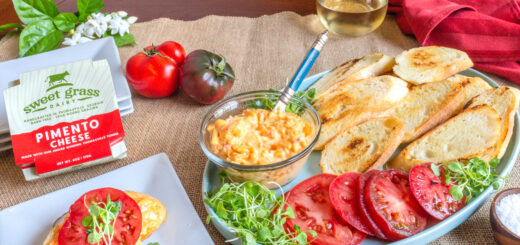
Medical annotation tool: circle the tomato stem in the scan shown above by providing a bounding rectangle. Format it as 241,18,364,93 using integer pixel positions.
210,54,235,79
143,46,168,59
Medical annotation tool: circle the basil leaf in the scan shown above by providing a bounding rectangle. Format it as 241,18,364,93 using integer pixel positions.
105,32,136,47
77,0,104,21
0,23,25,32
18,19,62,57
53,13,78,32
13,0,59,25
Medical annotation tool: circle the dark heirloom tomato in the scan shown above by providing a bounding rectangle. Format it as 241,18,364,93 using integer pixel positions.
357,170,387,240
57,188,142,245
329,172,374,236
180,49,235,104
284,173,366,245
126,46,180,98
410,163,466,220
365,170,427,241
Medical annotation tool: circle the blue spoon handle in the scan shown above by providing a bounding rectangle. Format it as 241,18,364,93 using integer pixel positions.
276,31,328,109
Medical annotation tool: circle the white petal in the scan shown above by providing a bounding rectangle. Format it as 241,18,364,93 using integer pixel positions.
63,38,76,46
127,16,138,24
117,11,128,17
78,37,92,43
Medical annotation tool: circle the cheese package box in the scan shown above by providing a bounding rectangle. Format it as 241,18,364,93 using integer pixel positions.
4,59,127,180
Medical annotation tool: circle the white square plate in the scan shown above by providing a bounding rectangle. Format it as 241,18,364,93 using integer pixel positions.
0,153,213,244
0,37,132,133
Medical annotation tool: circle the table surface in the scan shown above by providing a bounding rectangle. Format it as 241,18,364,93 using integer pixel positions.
0,0,315,28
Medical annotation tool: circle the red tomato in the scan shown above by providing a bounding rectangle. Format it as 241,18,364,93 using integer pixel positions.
357,170,387,240
329,172,374,236
365,170,427,241
284,173,366,245
126,46,180,98
155,41,185,65
58,188,142,245
409,163,465,220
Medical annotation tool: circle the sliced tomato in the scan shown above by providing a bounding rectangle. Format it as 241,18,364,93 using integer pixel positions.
284,173,366,245
58,188,142,245
365,170,427,241
409,163,465,220
357,170,387,240
329,172,374,236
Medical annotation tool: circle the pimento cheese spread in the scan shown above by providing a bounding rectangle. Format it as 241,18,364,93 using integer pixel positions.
207,109,312,165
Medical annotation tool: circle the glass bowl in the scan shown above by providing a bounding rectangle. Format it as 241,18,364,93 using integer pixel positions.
199,90,321,188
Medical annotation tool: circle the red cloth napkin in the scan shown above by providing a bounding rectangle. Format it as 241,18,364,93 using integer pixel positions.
389,0,520,84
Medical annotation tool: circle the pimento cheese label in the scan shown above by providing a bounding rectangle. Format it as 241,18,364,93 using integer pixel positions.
4,59,125,174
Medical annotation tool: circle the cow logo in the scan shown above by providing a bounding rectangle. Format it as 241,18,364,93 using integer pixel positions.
46,71,73,92
23,70,101,114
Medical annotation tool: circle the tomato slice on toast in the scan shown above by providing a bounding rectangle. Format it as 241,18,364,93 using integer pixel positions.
58,187,142,245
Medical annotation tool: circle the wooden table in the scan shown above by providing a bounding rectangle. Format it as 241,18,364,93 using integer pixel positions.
0,0,316,29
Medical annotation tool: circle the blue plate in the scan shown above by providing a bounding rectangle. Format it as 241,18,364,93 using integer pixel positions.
202,68,520,244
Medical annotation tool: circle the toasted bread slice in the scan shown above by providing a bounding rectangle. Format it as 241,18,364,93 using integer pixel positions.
321,117,404,174
393,46,473,85
311,53,395,97
314,75,409,149
447,75,492,112
465,87,520,158
387,105,501,172
382,79,465,143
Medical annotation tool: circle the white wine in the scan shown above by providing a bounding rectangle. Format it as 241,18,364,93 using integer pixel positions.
317,0,388,36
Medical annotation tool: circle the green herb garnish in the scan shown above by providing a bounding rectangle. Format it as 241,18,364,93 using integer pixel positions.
204,177,316,245
245,88,316,116
81,194,122,244
431,157,504,203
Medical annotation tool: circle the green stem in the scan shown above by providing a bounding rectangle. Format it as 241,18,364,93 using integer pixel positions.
0,23,24,32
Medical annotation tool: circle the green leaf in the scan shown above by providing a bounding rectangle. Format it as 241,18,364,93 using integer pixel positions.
52,13,78,32
88,203,101,216
106,32,136,47
77,0,104,21
448,162,464,173
12,0,59,25
244,232,256,245
18,19,62,57
258,226,271,241
87,231,102,243
81,216,93,227
285,206,295,219
449,185,464,201
492,181,501,190
430,163,440,176
489,158,500,168
216,201,227,218
296,232,308,244
147,243,160,245
0,23,25,32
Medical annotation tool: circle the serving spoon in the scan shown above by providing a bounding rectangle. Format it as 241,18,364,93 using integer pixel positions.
273,30,329,111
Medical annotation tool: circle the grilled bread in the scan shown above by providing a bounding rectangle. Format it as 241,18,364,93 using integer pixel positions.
320,117,404,174
387,105,501,172
447,75,492,112
382,79,465,143
314,75,409,149
465,87,520,158
393,46,473,85
310,53,395,97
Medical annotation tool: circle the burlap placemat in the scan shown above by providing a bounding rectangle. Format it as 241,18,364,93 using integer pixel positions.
0,12,518,244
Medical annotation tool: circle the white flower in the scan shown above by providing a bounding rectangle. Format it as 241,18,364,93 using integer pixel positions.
127,16,138,24
63,33,92,46
84,18,108,37
108,15,130,36
117,11,128,17
91,12,111,23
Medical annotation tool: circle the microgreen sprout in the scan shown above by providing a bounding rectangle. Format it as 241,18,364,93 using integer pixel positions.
81,194,122,245
430,157,505,203
245,88,317,116
204,174,316,245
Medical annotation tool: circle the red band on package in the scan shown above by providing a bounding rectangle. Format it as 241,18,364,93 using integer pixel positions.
11,109,124,174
